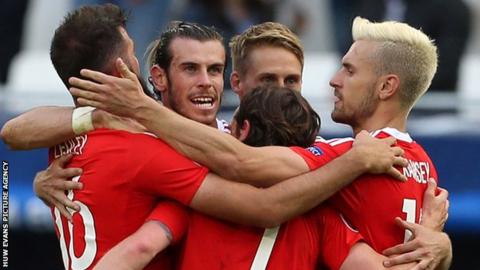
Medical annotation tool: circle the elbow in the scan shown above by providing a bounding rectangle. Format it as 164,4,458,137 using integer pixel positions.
128,239,160,260
0,122,20,150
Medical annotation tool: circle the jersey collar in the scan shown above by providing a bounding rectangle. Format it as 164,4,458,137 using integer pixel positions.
371,127,413,143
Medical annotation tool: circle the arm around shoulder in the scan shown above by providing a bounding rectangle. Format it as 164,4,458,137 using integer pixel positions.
1,106,75,149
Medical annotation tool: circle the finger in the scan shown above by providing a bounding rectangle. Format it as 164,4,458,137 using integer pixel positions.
62,198,81,212
383,240,418,256
53,179,83,191
393,156,408,167
445,199,450,213
69,76,105,92
76,98,104,109
54,153,73,168
116,58,136,80
54,203,73,222
425,178,437,196
53,192,81,212
383,250,421,267
79,68,115,84
409,259,431,270
392,146,405,157
381,136,397,146
59,168,83,179
437,187,449,201
388,167,407,182
70,87,106,102
395,217,418,232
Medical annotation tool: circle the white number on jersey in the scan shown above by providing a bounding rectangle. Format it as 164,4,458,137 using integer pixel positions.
402,199,416,243
54,175,98,270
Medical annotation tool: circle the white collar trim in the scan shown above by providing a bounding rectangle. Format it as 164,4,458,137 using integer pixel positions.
370,127,413,143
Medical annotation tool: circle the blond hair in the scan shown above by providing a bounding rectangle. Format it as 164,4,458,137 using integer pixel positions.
352,17,438,108
229,22,304,75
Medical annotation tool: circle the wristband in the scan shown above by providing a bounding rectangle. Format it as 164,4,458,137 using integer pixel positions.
72,106,95,135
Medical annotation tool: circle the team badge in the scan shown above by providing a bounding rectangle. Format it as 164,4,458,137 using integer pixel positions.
306,146,323,156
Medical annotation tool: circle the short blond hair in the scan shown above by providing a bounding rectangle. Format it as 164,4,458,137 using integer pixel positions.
352,17,438,108
230,22,304,75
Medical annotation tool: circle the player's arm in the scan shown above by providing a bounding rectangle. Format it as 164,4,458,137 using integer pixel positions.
0,104,146,150
0,106,75,149
190,140,406,227
341,242,417,270
135,104,310,186
93,220,171,270
37,128,406,227
66,59,313,185
94,200,187,270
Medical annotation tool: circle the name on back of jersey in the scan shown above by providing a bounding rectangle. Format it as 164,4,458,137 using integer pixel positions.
53,135,88,159
403,159,430,184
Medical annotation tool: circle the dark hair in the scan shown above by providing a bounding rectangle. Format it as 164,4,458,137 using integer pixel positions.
50,4,128,90
234,86,320,147
146,21,226,73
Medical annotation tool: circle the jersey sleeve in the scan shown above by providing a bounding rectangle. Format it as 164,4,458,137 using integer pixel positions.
317,207,363,270
132,135,209,206
146,201,189,244
289,142,339,170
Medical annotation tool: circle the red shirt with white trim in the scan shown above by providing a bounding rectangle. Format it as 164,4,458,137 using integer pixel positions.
49,129,208,270
299,128,438,252
176,147,362,270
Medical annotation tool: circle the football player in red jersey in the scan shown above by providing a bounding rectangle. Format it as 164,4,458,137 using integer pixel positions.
61,18,452,269
0,10,409,270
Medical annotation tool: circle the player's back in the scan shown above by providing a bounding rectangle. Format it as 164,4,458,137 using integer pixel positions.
176,146,361,270
327,128,438,251
49,129,205,270
177,206,358,270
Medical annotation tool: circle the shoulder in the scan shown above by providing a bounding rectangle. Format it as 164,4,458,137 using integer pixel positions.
314,136,354,155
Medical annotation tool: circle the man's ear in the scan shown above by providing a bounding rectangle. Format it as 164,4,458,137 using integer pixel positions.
230,71,243,97
238,119,251,142
378,74,400,100
150,65,168,94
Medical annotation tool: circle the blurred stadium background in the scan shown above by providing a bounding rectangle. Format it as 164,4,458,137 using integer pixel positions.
0,0,479,269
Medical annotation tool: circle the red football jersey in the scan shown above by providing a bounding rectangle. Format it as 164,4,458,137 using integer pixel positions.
49,129,208,270
176,147,362,270
300,128,438,252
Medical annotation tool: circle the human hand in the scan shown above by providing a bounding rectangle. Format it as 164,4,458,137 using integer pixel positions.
69,58,154,118
352,130,407,181
33,154,83,221
420,179,449,232
383,218,452,270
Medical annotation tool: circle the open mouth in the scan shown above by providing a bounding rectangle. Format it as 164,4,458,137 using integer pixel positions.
191,97,215,109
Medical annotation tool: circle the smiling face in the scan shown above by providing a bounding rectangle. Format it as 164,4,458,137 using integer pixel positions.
232,46,302,99
161,38,225,127
329,40,381,129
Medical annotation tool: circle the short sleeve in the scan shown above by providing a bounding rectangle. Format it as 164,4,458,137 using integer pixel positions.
290,142,339,170
132,136,209,205
317,207,364,270
146,201,189,244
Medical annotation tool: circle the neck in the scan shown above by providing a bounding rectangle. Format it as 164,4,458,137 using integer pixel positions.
352,104,409,135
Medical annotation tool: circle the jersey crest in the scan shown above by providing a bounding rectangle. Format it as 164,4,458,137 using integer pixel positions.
306,146,323,156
